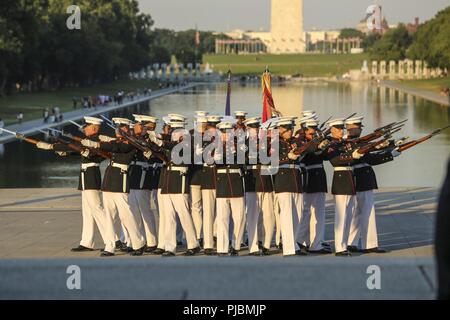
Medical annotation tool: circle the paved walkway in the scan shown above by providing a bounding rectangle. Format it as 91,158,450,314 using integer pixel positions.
0,187,436,258
0,83,200,144
381,80,450,106
0,187,438,299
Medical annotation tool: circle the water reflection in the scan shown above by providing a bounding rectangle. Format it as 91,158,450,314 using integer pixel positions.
0,82,448,188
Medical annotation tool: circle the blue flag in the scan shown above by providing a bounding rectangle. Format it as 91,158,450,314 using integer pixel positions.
225,69,231,116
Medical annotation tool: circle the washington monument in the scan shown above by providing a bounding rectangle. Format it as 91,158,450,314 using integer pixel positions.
270,0,305,53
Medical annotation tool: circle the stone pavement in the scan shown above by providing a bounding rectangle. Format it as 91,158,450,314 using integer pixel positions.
0,83,199,144
0,187,438,299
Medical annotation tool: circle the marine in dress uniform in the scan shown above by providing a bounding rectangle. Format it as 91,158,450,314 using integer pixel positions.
127,114,159,253
325,118,359,256
189,112,209,245
272,117,307,256
244,117,275,256
160,120,200,256
201,115,222,255
214,121,246,256
297,118,332,254
345,116,400,253
151,122,172,255
36,116,116,255
81,117,147,256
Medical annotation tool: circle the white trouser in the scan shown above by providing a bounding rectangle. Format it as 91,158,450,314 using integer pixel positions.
300,192,326,251
348,190,378,250
190,185,203,240
274,192,282,246
275,192,303,255
164,194,199,253
334,194,356,253
246,192,275,252
129,189,158,247
156,189,167,249
80,190,112,251
202,189,216,249
102,192,146,250
216,197,246,254
150,189,159,235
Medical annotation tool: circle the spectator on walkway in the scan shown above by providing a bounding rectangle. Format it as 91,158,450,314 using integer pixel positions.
72,97,78,109
17,112,23,124
43,108,49,123
83,97,89,109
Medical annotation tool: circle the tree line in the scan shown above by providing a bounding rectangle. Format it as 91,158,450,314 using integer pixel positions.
0,0,225,97
367,6,450,69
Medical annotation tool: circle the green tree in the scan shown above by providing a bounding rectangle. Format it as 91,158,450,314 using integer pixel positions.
408,6,450,69
369,24,413,61
339,28,364,39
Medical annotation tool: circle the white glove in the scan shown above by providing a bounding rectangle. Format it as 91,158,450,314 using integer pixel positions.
99,135,116,142
143,150,152,159
375,140,390,149
81,139,100,148
318,139,330,150
149,132,163,146
392,149,401,157
55,151,67,157
36,142,53,150
352,150,364,159
80,149,90,157
288,150,300,160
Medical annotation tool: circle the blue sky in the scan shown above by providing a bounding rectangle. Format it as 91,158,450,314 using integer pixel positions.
138,0,450,31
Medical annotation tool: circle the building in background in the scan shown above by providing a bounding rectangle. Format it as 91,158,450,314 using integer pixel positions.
216,0,306,54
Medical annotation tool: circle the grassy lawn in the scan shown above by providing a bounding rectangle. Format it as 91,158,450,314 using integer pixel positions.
203,53,369,77
399,77,450,93
0,79,158,126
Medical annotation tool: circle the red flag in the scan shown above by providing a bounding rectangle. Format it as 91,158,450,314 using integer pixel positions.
261,68,280,123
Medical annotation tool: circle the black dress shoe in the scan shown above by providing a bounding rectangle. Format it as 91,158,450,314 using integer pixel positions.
335,250,352,257
229,248,239,256
217,253,229,257
130,246,145,256
100,251,115,257
322,242,331,248
295,249,308,256
347,245,360,253
184,247,201,256
261,247,271,256
162,251,176,257
361,247,388,254
71,245,94,252
115,240,126,250
144,246,157,253
308,248,332,254
204,248,216,256
276,243,283,250
151,248,165,255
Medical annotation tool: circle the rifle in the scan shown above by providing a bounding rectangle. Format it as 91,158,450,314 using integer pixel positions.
397,125,450,152
351,120,407,145
355,127,402,154
319,116,332,130
1,128,40,145
57,137,112,159
101,115,168,162
47,128,84,143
